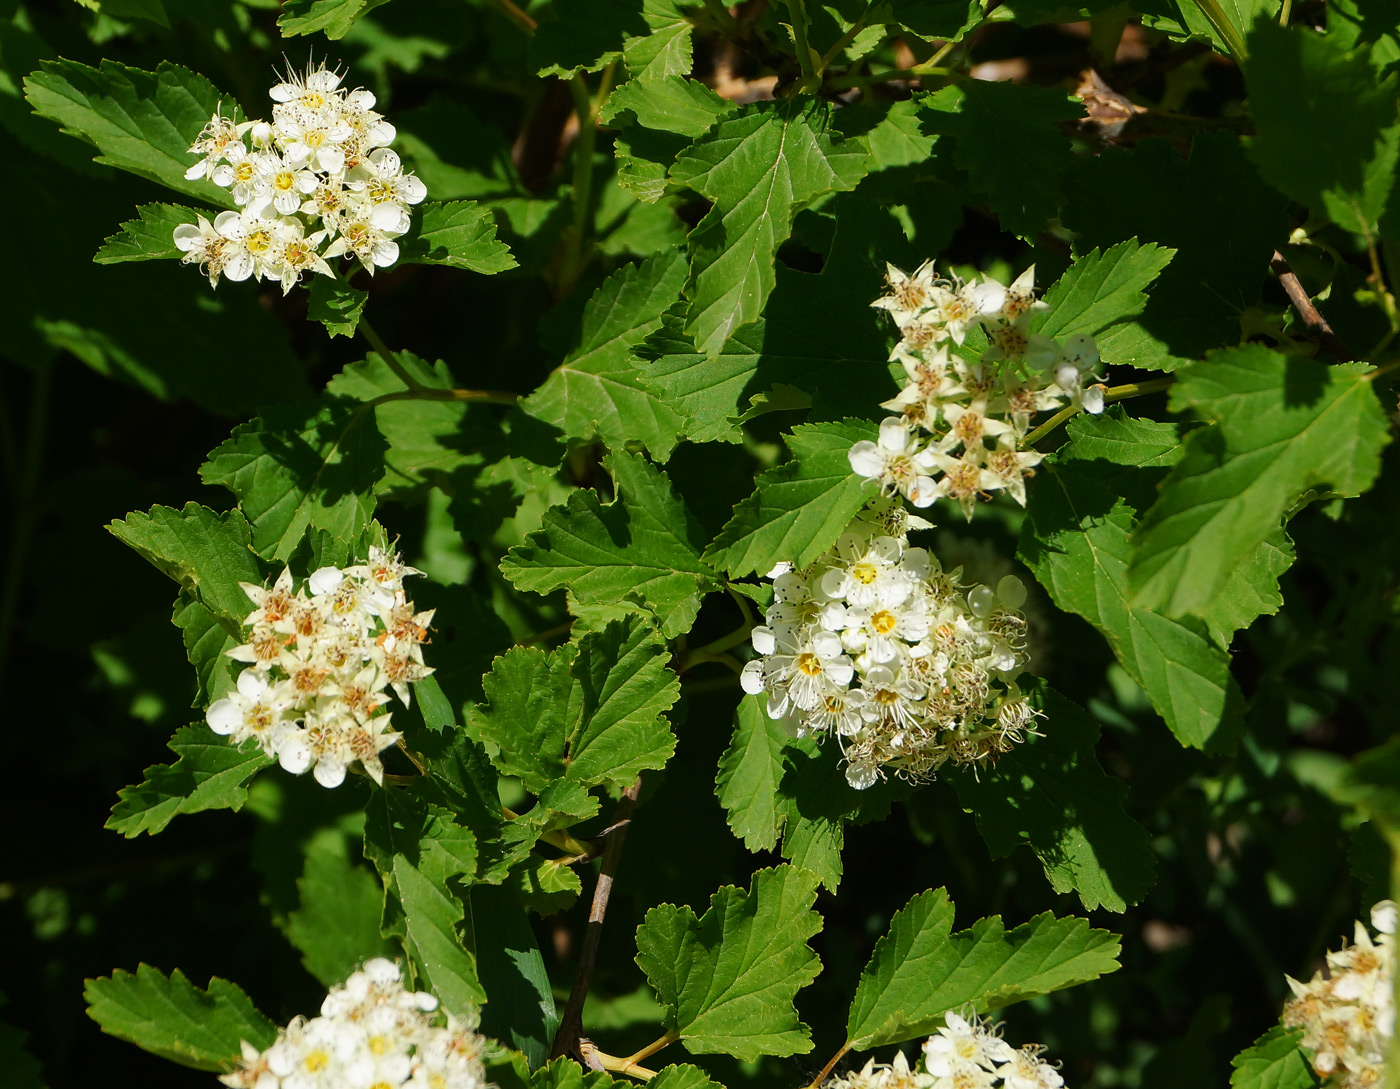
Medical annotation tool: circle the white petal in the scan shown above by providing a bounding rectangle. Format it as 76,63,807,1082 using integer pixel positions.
277,736,311,774
370,238,399,267
740,660,766,694
314,760,347,788
848,441,883,478
206,699,240,735
308,566,343,595
398,175,427,204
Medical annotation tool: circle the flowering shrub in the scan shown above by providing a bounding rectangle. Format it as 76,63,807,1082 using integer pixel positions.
10,4,1400,1089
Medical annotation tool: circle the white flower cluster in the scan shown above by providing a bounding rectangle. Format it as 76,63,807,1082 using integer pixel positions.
205,547,434,788
175,61,426,292
1283,900,1397,1088
830,1011,1064,1089
221,958,487,1089
740,500,1035,790
850,263,1103,520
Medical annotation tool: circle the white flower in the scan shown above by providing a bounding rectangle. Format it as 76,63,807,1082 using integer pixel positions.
206,669,296,750
349,148,428,209
321,202,409,273
849,419,940,508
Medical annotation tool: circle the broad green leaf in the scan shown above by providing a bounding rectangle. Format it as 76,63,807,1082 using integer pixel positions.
1244,21,1400,235
530,0,690,79
885,0,983,38
1019,412,1245,751
634,189,904,443
94,203,196,263
523,250,689,460
172,593,239,706
106,725,273,838
531,1058,621,1089
1200,528,1294,647
200,400,387,563
1063,132,1289,357
921,81,1078,238
24,60,237,205
649,1066,726,1089
307,276,367,338
466,884,560,1068
84,966,276,1070
278,0,392,38
615,129,694,203
704,419,879,578
670,99,869,354
715,694,788,852
601,77,736,138
948,686,1156,912
1029,240,1176,347
502,451,720,638
1229,1026,1321,1089
635,865,823,1060
845,889,1121,1049
1131,348,1389,618
285,836,395,988
363,788,485,1018
472,616,679,792
107,503,262,630
400,201,517,273
1138,0,1279,58
324,353,504,497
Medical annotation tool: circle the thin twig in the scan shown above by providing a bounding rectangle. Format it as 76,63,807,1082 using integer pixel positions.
806,1042,853,1089
581,1041,659,1081
1270,250,1354,361
550,778,644,1060
358,316,425,391
1025,377,1175,447
489,0,537,33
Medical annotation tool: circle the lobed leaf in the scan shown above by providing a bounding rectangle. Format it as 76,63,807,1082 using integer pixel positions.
307,277,367,339
94,203,198,264
107,503,262,631
949,686,1157,912
24,59,238,204
84,966,276,1071
1131,347,1389,619
284,837,395,988
1030,239,1175,345
501,451,720,638
670,99,868,354
1019,411,1245,751
523,250,689,460
704,420,878,578
200,401,387,563
106,725,272,838
1229,1026,1321,1089
845,889,1120,1049
400,201,517,273
278,0,393,38
635,865,823,1061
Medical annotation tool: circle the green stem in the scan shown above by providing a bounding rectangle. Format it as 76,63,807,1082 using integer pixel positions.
489,0,537,33
1190,0,1248,61
1025,377,1175,446
358,316,424,391
559,66,613,297
784,0,820,92
816,3,875,74
1278,0,1292,25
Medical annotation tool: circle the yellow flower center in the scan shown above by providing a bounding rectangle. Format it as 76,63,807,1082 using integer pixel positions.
870,610,898,635
796,652,824,677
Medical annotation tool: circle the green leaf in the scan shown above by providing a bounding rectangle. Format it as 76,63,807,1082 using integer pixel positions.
1199,528,1295,647
0,1012,45,1089
466,884,560,1068
1131,348,1390,618
200,401,387,563
1062,132,1289,358
84,966,276,1071
648,1066,727,1089
671,99,869,354
307,276,367,338
24,60,237,205
844,889,1121,1049
948,686,1157,912
523,250,689,460
1334,736,1400,832
531,1058,621,1089
502,451,720,638
363,789,485,1019
704,419,878,578
531,0,690,79
473,615,679,792
107,503,262,630
635,865,823,1061
278,0,392,38
1019,411,1245,751
400,201,518,273
1244,21,1400,235
715,694,788,852
94,203,198,263
921,81,1078,238
106,725,273,838
601,76,736,138
172,593,239,706
285,836,396,988
1230,1026,1321,1089
1029,240,1176,347
885,0,983,39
